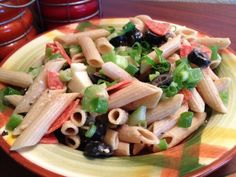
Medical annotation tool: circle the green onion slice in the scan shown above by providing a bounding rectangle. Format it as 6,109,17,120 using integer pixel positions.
158,139,168,151
6,114,23,131
85,124,97,138
178,111,194,128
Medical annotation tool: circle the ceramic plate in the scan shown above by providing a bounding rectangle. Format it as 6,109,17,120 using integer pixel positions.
0,18,236,177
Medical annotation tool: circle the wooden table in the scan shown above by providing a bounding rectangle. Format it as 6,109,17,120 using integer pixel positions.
1,1,236,176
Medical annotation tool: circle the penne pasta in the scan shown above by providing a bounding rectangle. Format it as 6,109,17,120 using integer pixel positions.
4,95,23,107
146,94,184,125
102,62,133,82
188,88,205,113
161,112,206,148
205,67,219,81
77,36,104,68
71,53,85,63
54,29,110,45
61,120,79,136
176,27,198,41
70,106,87,127
109,80,158,109
11,92,79,150
135,14,152,22
196,37,231,49
0,68,33,88
14,59,65,113
113,142,130,156
65,135,81,149
214,77,231,92
108,108,128,125
118,125,159,144
95,37,114,54
104,129,119,150
197,68,227,113
132,143,145,155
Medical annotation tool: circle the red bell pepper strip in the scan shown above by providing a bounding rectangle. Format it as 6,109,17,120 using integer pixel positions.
106,80,132,92
47,99,79,134
40,134,58,144
180,45,193,58
47,71,64,90
46,43,59,54
179,89,192,102
145,19,171,36
54,41,72,65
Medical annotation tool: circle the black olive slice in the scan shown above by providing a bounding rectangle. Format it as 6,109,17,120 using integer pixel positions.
109,35,128,47
84,141,113,157
144,30,167,46
187,48,211,68
151,74,173,87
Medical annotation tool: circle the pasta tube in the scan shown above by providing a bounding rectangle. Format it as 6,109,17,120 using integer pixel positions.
108,108,128,125
77,36,104,68
14,59,65,113
61,120,79,136
55,29,110,45
11,92,79,151
0,68,33,88
118,125,159,144
102,62,133,82
161,112,206,148
188,88,205,113
65,135,81,149
113,142,130,156
214,77,231,92
95,37,114,54
71,53,85,63
197,68,227,113
147,94,184,124
70,106,87,127
108,80,158,109
196,37,231,49
135,14,152,22
104,129,119,150
4,95,23,107
133,143,145,155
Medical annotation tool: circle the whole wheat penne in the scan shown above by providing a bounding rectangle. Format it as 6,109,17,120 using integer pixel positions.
176,27,198,40
133,143,145,155
161,112,206,148
77,36,104,68
102,62,133,82
113,142,130,156
129,17,145,33
196,37,231,49
0,68,33,88
167,53,181,64
109,80,158,109
210,59,222,70
12,89,64,136
108,108,128,125
61,120,79,136
14,59,65,113
65,135,81,149
54,29,110,45
4,95,23,107
135,14,152,22
152,103,189,137
124,84,163,110
197,68,227,113
214,77,231,92
11,93,79,151
118,125,159,144
188,88,205,113
71,53,85,63
95,37,114,54
70,106,87,127
147,94,184,125
104,129,119,150
205,67,219,81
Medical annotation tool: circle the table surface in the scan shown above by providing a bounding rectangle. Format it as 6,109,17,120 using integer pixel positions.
1,0,236,177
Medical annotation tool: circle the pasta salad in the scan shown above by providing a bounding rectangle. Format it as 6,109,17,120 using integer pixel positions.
0,15,231,158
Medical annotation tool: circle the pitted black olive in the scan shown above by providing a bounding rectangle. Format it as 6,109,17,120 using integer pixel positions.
187,49,211,68
109,35,128,47
144,30,167,46
151,74,173,87
91,121,107,141
84,141,113,157
125,28,143,46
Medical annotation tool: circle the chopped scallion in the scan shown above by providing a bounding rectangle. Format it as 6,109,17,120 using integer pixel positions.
149,71,160,81
59,69,72,82
178,111,193,128
28,66,41,79
125,64,139,76
85,124,97,138
6,114,23,131
158,139,168,151
210,46,219,60
127,106,147,128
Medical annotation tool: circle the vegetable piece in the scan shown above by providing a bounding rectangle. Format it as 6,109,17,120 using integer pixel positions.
219,90,229,105
127,106,147,127
3,87,21,96
47,71,64,90
178,111,193,128
102,51,128,69
210,46,219,60
125,64,139,76
6,114,23,131
180,45,192,58
122,22,136,34
82,84,109,114
109,36,127,47
97,79,117,87
158,139,168,150
40,134,58,144
28,66,42,79
59,69,72,82
69,45,82,57
125,28,143,46
84,141,113,157
106,80,132,92
85,124,97,138
179,89,192,102
144,30,167,46
162,82,179,97
188,49,211,68
47,99,79,134
76,21,94,31
54,41,72,65
149,71,160,81
145,20,171,36
151,73,172,87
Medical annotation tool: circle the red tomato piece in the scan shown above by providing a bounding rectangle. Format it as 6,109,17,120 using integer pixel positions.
47,99,79,134
47,71,64,90
179,89,192,102
54,41,72,65
46,43,59,53
180,45,193,58
106,80,132,92
40,134,58,144
145,19,171,36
